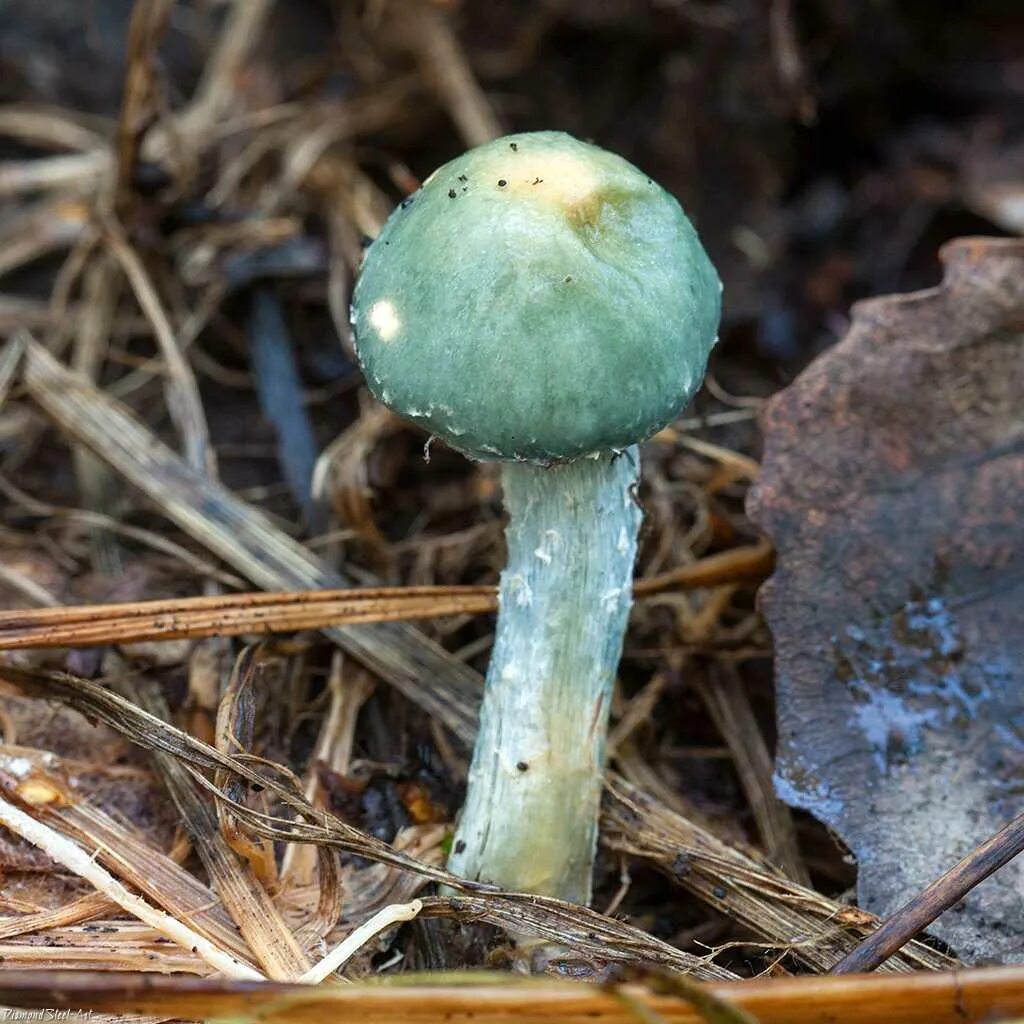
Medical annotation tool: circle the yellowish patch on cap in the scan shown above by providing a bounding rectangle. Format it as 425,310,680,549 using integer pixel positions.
496,150,602,214
369,299,401,341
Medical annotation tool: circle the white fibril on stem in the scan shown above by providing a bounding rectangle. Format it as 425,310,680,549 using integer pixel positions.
448,450,641,903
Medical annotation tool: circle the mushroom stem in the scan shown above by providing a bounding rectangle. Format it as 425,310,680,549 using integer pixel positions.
449,448,641,903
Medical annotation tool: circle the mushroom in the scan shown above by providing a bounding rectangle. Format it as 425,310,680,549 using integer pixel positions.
351,131,720,904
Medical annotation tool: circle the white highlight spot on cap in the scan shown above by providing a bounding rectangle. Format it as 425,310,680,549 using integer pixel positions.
369,300,401,341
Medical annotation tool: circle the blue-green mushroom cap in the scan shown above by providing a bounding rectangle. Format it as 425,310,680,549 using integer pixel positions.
351,131,721,464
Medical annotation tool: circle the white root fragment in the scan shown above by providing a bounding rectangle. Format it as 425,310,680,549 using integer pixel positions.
300,899,424,983
0,793,264,980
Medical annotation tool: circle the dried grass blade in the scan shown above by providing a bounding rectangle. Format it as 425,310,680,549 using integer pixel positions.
281,654,373,895
0,587,496,649
2,965,1024,1023
0,151,110,199
397,0,503,147
212,648,345,951
327,824,440,926
602,775,955,973
419,895,734,981
695,664,809,886
114,0,174,211
0,746,254,963
0,472,246,589
0,792,261,979
0,104,109,153
0,665,735,979
0,665,447,880
0,544,773,651
103,224,212,473
0,938,207,975
0,200,92,281
20,336,483,743
159,0,274,155
71,252,125,576
0,333,25,410
633,540,773,596
0,891,112,940
131,677,312,981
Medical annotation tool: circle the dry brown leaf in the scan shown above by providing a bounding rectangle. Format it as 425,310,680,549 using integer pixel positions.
748,237,1024,962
